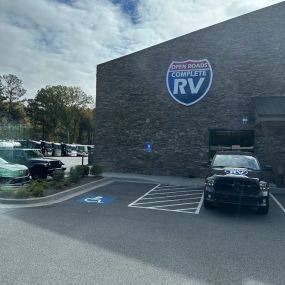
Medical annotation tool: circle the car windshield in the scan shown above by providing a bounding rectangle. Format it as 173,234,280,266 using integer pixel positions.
25,150,44,159
212,154,260,170
0,157,8,164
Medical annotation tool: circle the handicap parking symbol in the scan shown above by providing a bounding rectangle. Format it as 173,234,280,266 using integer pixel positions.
80,195,114,204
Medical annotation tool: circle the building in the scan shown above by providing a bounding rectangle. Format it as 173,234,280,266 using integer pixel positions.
94,2,285,185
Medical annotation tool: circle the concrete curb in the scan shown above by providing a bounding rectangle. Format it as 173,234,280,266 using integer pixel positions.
1,173,283,208
0,177,113,207
0,174,205,208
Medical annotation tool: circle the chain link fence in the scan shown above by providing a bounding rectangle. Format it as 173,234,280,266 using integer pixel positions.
0,124,32,140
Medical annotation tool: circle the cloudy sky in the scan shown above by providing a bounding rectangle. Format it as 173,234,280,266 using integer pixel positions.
0,0,282,100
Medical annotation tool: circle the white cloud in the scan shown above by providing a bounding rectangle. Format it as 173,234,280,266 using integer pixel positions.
0,0,282,99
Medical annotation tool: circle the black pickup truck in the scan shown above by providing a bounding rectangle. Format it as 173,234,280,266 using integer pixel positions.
203,151,271,214
0,148,65,180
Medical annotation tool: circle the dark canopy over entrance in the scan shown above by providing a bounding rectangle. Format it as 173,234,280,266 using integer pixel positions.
255,96,285,124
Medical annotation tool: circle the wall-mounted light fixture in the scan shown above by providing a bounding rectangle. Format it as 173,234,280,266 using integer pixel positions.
242,116,248,125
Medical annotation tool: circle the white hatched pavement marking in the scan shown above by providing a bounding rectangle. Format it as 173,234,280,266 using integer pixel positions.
141,193,202,200
146,189,203,196
151,187,202,192
130,205,197,214
128,184,204,214
128,184,161,207
153,202,200,208
135,196,201,205
195,192,204,214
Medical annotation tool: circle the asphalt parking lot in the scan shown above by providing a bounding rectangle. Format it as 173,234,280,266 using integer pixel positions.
0,181,285,285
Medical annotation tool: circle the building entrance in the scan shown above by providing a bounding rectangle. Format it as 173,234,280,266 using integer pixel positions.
209,130,255,159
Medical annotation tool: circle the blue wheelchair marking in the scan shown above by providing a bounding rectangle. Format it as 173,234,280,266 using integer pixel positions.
79,195,115,204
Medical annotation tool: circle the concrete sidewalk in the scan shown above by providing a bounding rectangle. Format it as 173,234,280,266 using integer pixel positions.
104,172,285,194
103,172,205,187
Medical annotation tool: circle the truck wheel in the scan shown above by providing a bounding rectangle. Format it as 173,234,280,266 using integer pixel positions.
32,168,47,180
258,204,269,215
257,197,269,215
203,197,213,209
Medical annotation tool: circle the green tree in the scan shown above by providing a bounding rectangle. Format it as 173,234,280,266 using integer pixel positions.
0,74,26,122
0,80,6,122
77,108,95,144
27,85,94,142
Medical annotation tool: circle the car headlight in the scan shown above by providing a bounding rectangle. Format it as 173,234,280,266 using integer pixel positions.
0,168,12,176
259,181,268,192
205,177,215,187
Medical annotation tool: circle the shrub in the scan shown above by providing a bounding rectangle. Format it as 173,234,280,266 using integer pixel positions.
29,180,45,197
0,189,14,198
64,180,71,187
14,188,29,199
53,170,65,182
0,187,29,198
90,164,103,176
69,166,83,183
55,181,64,190
82,165,90,176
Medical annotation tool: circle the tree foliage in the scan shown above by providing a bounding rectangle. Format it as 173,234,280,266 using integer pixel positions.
27,85,95,143
0,74,26,122
0,74,95,144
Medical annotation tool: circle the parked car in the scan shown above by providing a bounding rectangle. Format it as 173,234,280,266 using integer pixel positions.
0,156,30,190
27,140,42,151
61,143,77,157
203,151,271,214
76,144,88,157
0,148,66,180
52,143,62,157
41,141,53,156
0,141,15,148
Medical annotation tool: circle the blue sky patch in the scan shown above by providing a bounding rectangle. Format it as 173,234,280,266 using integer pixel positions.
111,0,140,24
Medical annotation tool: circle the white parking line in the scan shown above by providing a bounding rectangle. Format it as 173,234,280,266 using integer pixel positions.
270,193,285,214
195,192,204,214
141,193,203,200
147,189,203,196
152,187,202,192
128,184,161,207
130,205,197,214
128,184,204,214
135,196,201,205
153,202,200,208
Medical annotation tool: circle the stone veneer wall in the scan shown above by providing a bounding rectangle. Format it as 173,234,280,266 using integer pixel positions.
95,2,285,177
257,122,285,186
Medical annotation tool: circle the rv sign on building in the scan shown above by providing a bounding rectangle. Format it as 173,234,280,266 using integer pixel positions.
166,59,213,106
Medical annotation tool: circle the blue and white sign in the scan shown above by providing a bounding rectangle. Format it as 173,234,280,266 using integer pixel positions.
80,195,115,204
166,59,213,106
145,142,153,153
225,168,248,176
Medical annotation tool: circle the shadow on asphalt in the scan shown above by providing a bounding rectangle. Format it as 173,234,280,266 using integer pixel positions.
6,181,285,285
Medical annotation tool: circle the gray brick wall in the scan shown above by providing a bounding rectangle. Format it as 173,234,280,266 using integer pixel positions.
95,2,285,177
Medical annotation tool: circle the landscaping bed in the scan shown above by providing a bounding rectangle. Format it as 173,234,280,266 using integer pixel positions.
0,164,103,199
